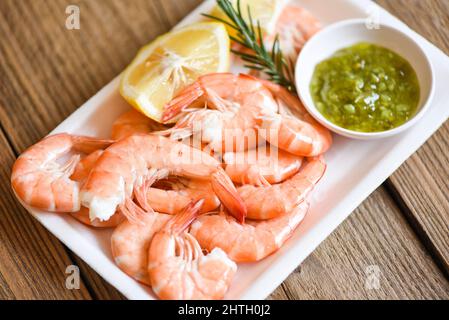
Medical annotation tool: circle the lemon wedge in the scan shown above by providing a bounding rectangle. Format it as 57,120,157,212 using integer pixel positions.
120,22,230,123
209,0,285,38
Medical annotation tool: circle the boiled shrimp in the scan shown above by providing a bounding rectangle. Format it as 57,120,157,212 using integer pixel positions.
148,200,237,300
238,157,325,220
105,153,220,215
223,145,302,186
233,5,320,77
160,73,278,152
80,134,246,223
70,150,124,228
190,201,309,263
258,80,332,157
137,176,220,215
72,206,125,228
111,198,171,284
111,109,166,140
70,149,103,183
11,133,113,212
265,5,321,64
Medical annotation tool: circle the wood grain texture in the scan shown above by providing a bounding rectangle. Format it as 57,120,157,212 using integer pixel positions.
0,0,203,301
269,188,449,300
0,0,204,301
375,0,449,276
0,0,447,300
0,130,92,299
68,254,125,300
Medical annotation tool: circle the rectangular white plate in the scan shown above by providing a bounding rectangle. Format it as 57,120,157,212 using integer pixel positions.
16,0,449,300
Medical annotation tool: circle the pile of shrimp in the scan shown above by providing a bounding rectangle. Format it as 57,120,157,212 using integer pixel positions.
10,5,331,300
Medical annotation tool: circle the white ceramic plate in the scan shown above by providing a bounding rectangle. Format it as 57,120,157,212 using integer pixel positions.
14,0,449,300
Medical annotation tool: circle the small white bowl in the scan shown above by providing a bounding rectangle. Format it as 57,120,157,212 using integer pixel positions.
295,19,434,139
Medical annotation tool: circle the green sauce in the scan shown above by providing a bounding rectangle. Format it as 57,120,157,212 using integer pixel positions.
310,43,420,132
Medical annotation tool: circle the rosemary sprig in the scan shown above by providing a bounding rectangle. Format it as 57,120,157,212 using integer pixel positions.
202,0,296,92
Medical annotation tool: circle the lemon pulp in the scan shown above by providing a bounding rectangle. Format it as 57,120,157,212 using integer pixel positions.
120,22,230,122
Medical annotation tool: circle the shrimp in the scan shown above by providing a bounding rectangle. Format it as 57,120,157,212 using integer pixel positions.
238,157,326,220
233,5,320,77
11,133,114,212
160,73,278,152
111,198,171,284
70,149,103,183
80,134,247,223
70,150,125,228
148,200,237,300
190,201,309,263
110,110,220,216
258,81,332,157
265,5,321,64
137,176,220,215
223,145,302,186
72,206,125,228
111,109,166,140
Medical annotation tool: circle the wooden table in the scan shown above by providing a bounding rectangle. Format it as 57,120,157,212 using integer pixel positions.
0,0,447,300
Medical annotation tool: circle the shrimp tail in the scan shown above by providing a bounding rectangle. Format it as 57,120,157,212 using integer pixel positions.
167,199,205,235
247,166,271,187
211,169,247,224
119,198,153,226
62,154,81,177
162,82,204,122
72,136,115,154
305,156,327,184
152,127,194,141
261,79,306,115
134,168,169,212
155,109,199,140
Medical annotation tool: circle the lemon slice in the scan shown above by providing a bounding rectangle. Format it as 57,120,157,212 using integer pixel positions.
209,0,285,38
120,22,230,123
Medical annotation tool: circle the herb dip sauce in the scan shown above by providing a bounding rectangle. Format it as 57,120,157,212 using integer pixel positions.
310,43,420,132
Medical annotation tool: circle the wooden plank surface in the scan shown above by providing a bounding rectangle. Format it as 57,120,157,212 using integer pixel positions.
269,188,449,299
0,130,92,299
68,253,125,300
375,0,449,277
0,0,447,300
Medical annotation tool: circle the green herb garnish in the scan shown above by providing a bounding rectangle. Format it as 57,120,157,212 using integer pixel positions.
202,0,296,92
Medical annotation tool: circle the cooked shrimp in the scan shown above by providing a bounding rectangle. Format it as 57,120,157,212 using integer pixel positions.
258,81,332,157
70,149,103,183
137,176,220,215
233,5,320,77
80,134,246,223
238,157,325,220
69,150,124,228
265,5,321,63
11,133,114,212
111,198,171,284
223,145,302,186
148,200,237,300
72,206,125,228
190,201,309,262
111,109,166,140
160,73,278,152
